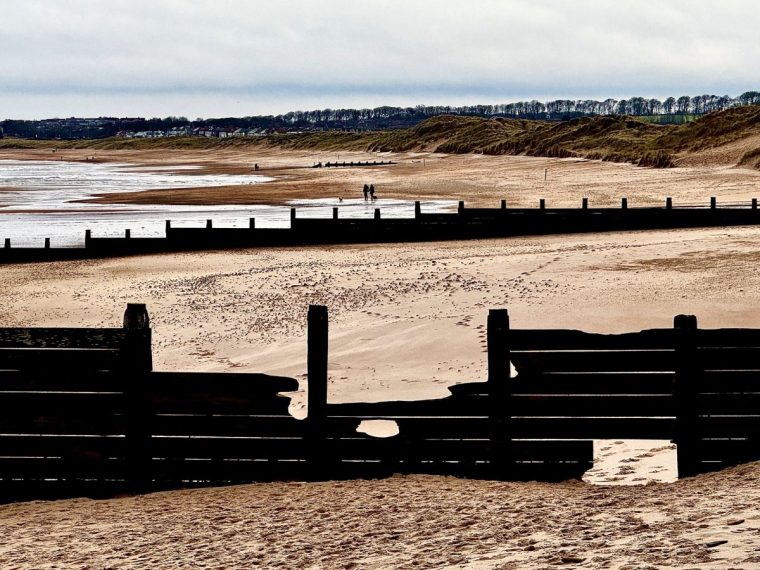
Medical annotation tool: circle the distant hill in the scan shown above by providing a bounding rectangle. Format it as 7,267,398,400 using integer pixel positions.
270,105,760,169
3,106,760,170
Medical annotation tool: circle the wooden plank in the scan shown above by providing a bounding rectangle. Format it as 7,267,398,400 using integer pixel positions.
0,435,127,457
0,370,127,392
0,457,126,479
510,350,676,373
695,329,760,348
510,394,674,416
697,394,760,415
0,479,129,502
695,438,760,462
324,437,592,462
508,328,674,351
325,397,487,418
696,347,760,370
0,413,126,435
510,372,675,395
0,392,125,415
506,461,593,482
510,417,674,439
695,416,760,438
392,416,675,440
149,457,308,484
151,372,299,394
699,370,760,393
150,392,293,414
0,328,128,349
150,414,306,437
449,372,672,397
149,436,309,460
0,348,122,371
394,417,490,438
328,394,675,419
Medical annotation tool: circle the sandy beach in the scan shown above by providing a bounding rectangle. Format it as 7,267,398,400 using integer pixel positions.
2,151,760,567
2,146,760,208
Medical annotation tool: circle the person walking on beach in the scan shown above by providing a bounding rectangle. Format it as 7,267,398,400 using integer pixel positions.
369,184,376,201
363,184,369,200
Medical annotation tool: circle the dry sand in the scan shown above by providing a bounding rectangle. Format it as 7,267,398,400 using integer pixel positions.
2,151,760,567
2,465,760,569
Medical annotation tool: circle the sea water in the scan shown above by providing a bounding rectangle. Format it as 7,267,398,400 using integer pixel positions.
0,160,456,246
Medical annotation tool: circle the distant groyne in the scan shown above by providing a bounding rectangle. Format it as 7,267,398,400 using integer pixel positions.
1,197,759,263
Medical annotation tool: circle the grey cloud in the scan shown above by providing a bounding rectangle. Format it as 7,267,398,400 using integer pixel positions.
1,0,759,118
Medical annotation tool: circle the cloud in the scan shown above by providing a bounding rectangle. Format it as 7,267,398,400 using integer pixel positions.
1,0,759,118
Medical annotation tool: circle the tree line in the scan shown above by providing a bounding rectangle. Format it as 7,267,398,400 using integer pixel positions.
2,91,759,139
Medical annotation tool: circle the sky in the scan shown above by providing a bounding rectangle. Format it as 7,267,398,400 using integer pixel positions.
1,0,759,120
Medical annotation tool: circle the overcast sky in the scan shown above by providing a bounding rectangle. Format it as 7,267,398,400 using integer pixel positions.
2,0,759,119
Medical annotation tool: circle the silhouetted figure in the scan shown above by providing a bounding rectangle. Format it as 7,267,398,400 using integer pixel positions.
369,184,376,201
363,184,369,200
254,163,260,171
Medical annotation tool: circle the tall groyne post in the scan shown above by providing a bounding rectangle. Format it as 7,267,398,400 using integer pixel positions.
307,305,329,477
123,303,153,492
487,309,512,476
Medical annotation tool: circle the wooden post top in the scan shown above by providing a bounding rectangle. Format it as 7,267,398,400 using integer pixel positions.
674,314,697,329
124,303,150,329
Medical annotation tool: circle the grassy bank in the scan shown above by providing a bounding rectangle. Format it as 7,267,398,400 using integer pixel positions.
3,105,759,168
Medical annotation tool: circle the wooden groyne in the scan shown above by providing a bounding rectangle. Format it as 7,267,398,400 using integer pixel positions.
2,197,760,263
2,303,760,501
320,160,394,168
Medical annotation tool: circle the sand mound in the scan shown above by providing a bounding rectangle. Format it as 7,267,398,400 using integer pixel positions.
1,462,759,568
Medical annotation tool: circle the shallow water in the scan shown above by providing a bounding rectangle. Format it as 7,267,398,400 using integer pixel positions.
0,161,456,246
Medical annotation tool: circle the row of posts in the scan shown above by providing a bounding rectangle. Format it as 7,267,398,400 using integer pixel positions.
2,197,756,248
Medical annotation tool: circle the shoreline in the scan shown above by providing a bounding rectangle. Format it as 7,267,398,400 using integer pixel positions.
4,148,760,209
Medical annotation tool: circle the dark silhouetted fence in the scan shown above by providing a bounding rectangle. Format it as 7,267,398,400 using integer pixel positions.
2,303,760,502
3,197,760,262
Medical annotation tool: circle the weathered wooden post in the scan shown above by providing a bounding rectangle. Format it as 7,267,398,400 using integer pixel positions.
666,197,673,210
249,217,256,229
621,197,628,209
710,197,717,209
752,198,757,210
123,303,153,492
84,230,91,248
165,220,171,233
501,199,507,209
458,200,465,214
206,219,213,229
332,207,339,220
44,237,50,249
673,314,699,478
125,229,131,239
539,198,546,210
3,238,10,249
414,200,421,219
374,208,381,220
487,309,512,477
290,207,296,225
307,305,329,478
582,197,588,210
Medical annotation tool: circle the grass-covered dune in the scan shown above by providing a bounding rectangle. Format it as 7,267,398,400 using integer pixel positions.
3,105,760,168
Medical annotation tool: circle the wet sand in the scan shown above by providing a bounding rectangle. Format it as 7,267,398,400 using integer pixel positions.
3,147,760,207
